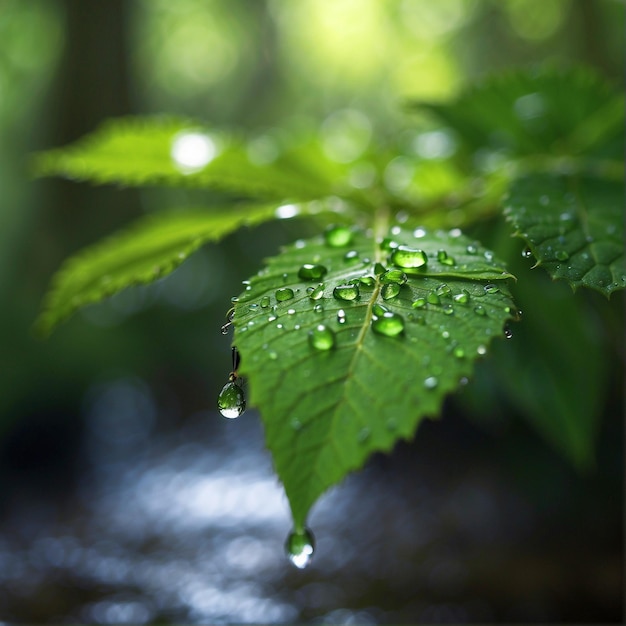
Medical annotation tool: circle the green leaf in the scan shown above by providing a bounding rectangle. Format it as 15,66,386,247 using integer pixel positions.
36,203,280,336
233,225,517,527
504,172,625,297
416,66,624,158
34,117,334,200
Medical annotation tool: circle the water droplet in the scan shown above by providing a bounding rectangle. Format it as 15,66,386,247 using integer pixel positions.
333,284,359,301
324,224,352,247
371,311,404,337
268,351,278,360
260,296,271,308
484,251,494,261
218,381,246,419
276,287,295,302
427,292,441,305
412,297,427,309
372,303,388,317
287,308,296,315
344,250,360,264
337,309,347,324
413,227,427,238
522,247,532,259
307,283,325,300
309,324,335,350
437,249,455,266
504,324,513,339
313,303,324,314
453,346,465,359
381,269,408,285
453,292,469,304
484,284,499,294
282,273,289,283
466,244,478,255
423,376,438,390
298,264,327,281
442,304,454,315
285,527,315,569
477,344,487,355
555,250,569,261
220,322,231,335
380,237,399,251
381,283,400,300
474,305,486,316
359,275,376,288
374,262,386,275
435,283,451,297
290,417,303,431
357,427,371,443
390,246,428,269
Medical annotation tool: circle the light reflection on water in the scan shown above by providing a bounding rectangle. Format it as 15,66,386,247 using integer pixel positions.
0,376,620,623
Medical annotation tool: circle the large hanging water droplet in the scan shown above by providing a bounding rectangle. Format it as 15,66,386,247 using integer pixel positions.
324,224,352,247
298,264,328,281
309,324,336,350
333,284,359,301
285,527,315,569
218,381,246,419
381,283,400,300
276,287,295,302
390,246,428,269
371,311,404,337
381,269,408,285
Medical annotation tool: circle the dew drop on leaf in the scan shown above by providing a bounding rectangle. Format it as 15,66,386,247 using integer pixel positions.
504,324,513,339
343,250,360,264
371,311,404,337
374,262,386,275
427,292,441,305
390,246,428,269
359,275,376,288
555,250,569,261
522,247,533,259
474,305,486,316
307,283,325,300
337,309,347,324
412,297,427,309
435,283,451,297
276,287,295,302
308,324,335,350
423,376,438,390
453,292,469,304
453,346,465,359
218,381,246,419
466,244,478,255
443,304,454,315
381,283,400,300
333,284,359,301
324,225,353,247
381,269,408,285
298,264,328,281
484,284,499,294
260,296,271,308
437,249,455,266
285,527,315,569
380,236,399,251
313,303,324,314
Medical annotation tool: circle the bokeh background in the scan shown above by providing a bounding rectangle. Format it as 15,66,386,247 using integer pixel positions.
0,0,623,623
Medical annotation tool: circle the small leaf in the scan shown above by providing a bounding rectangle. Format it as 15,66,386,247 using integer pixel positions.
504,172,624,297
36,204,279,335
233,226,517,527
34,117,334,200
415,66,624,157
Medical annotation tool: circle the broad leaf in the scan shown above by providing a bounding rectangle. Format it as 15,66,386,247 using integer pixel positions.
36,204,281,335
416,66,624,158
504,172,625,297
233,225,517,527
34,117,335,200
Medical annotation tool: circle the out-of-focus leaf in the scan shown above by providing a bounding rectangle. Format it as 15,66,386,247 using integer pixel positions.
233,225,517,527
415,66,624,158
504,172,624,297
34,117,335,200
36,204,281,336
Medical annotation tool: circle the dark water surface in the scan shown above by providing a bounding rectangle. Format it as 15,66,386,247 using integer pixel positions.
0,377,622,623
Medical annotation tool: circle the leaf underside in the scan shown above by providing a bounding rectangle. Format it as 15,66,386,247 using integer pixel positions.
504,173,625,297
233,226,517,527
35,204,280,336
